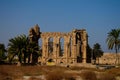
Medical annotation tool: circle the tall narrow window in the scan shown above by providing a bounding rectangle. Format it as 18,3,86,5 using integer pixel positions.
48,37,53,55
39,38,42,56
59,38,64,56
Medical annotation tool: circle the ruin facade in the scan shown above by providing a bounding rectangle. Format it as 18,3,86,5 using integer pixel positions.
29,24,88,65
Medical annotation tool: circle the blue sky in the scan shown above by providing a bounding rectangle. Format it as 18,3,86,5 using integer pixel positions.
0,0,120,52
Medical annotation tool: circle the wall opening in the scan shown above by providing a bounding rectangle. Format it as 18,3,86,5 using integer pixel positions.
38,38,42,57
48,37,53,56
59,38,64,57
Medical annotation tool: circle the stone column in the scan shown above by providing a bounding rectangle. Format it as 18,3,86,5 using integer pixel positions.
67,37,71,63
53,38,56,57
63,42,66,58
46,40,49,58
41,37,46,64
82,41,87,63
42,37,49,64
56,37,60,64
53,38,57,63
82,31,87,63
72,32,77,63
42,38,45,57
65,42,69,63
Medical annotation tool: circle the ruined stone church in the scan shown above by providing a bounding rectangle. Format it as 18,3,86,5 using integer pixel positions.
29,24,88,65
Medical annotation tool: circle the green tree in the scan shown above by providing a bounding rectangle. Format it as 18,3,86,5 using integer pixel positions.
0,43,6,62
87,44,92,63
8,34,28,63
106,28,120,64
93,43,103,64
27,42,39,64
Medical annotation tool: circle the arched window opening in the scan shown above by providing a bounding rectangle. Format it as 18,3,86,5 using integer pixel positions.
38,38,42,57
48,37,53,55
59,38,64,56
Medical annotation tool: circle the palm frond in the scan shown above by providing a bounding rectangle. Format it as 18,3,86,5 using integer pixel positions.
106,28,120,51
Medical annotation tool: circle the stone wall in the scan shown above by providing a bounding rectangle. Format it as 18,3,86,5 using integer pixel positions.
96,53,120,65
29,25,88,65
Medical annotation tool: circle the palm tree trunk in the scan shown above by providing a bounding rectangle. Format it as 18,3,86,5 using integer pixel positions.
18,55,22,63
18,51,22,63
9,54,16,63
28,53,32,63
115,44,118,65
23,53,26,63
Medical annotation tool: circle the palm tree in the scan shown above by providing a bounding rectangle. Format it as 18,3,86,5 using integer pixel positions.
27,42,39,64
106,28,120,64
8,34,28,64
87,44,92,63
93,43,103,64
0,43,7,62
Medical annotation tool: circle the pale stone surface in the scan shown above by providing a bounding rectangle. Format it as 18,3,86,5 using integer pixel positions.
96,53,120,64
29,25,88,65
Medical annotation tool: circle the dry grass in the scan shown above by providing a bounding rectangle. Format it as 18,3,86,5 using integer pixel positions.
80,70,116,80
0,65,69,80
29,76,42,80
80,70,97,80
46,70,76,80
0,65,23,79
0,64,120,80
97,73,115,80
69,66,104,72
46,70,64,80
106,67,120,76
